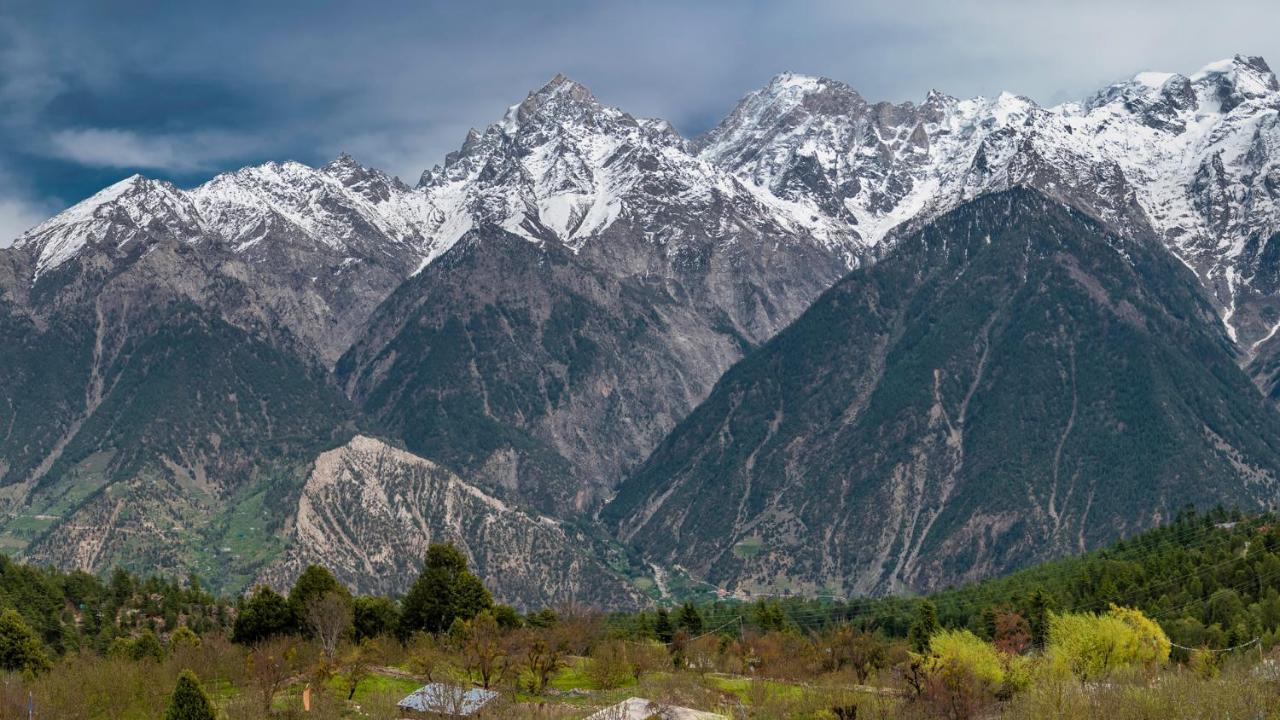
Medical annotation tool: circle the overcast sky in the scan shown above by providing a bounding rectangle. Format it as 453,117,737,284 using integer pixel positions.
1,0,1278,244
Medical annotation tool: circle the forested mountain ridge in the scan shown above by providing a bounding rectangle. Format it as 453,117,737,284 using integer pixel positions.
606,188,1280,597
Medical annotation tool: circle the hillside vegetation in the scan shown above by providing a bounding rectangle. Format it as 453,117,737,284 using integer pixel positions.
0,510,1275,717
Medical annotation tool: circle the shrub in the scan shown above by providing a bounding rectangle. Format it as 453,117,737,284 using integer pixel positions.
163,670,217,720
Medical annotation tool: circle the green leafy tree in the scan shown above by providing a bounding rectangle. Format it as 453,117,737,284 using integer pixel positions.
129,630,166,662
1046,606,1169,680
288,565,350,627
169,625,201,651
232,586,294,645
163,669,217,720
492,604,522,630
909,600,939,653
526,608,559,629
353,596,401,642
399,543,493,635
926,629,1010,687
0,609,50,675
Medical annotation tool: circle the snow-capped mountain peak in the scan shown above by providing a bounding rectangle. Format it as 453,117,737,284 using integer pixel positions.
14,58,1280,350
506,73,605,130
1191,55,1278,103
15,174,205,277
698,55,1280,347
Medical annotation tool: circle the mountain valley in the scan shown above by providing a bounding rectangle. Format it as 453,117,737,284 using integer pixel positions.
3,56,1280,606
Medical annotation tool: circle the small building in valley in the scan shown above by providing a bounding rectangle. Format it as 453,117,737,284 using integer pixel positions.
397,683,498,717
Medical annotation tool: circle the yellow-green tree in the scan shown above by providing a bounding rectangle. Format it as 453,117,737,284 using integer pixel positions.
1046,605,1169,679
926,628,1030,693
926,629,1005,686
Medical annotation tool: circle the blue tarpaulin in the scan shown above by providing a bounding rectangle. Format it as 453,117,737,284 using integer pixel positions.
397,684,498,716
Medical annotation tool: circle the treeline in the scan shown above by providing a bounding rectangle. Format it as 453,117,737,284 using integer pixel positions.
0,510,1277,717
0,506,1274,670
0,556,230,671
602,508,1280,659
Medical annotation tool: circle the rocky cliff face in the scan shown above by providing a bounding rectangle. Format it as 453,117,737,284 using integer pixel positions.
337,77,848,512
5,58,1280,603
258,435,643,608
606,189,1280,597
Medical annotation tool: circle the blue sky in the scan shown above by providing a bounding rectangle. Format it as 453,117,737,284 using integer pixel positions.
2,0,1278,243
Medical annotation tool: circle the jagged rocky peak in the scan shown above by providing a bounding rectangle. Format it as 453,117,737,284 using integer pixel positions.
321,152,409,202
1191,54,1279,112
510,73,607,128
14,173,204,278
428,72,679,186
1086,55,1278,123
412,72,764,251
188,157,432,262
695,72,866,161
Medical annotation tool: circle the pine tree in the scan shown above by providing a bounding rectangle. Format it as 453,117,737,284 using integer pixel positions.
399,543,493,636
908,600,938,653
164,669,217,720
753,600,786,632
676,602,704,635
635,612,655,640
655,608,675,644
1025,589,1057,649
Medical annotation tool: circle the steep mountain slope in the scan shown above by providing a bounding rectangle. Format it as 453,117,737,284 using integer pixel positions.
5,58,1280,602
258,435,643,608
9,159,437,367
338,77,848,512
0,232,359,589
605,189,1280,597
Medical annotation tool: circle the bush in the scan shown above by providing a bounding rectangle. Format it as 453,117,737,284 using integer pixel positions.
163,670,217,720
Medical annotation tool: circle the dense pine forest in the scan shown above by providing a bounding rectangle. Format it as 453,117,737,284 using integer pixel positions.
0,508,1278,718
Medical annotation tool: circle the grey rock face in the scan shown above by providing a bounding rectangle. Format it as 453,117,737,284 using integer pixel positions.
339,74,850,512
258,435,643,608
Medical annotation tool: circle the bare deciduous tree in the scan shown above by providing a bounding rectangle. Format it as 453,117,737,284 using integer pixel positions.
245,637,301,715
305,591,353,664
462,610,506,689
510,628,568,694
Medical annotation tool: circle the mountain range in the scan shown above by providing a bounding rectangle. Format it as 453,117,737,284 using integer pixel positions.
2,55,1280,606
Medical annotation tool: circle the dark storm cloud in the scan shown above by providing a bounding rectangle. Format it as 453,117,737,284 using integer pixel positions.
1,0,1278,243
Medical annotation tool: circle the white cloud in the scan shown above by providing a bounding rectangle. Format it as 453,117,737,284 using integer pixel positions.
0,197,51,247
46,128,263,173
